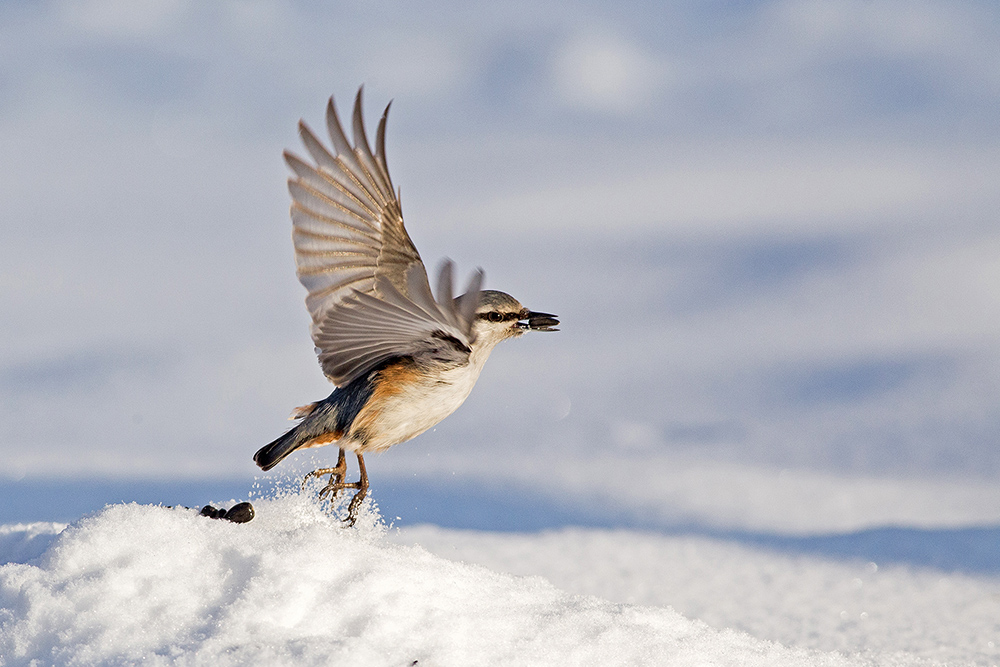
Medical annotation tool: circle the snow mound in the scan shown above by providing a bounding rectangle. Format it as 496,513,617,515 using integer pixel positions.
395,525,1000,664
0,493,858,666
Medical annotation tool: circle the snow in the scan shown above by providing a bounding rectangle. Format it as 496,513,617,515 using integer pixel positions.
1,489,997,666
0,493,861,667
394,526,1000,665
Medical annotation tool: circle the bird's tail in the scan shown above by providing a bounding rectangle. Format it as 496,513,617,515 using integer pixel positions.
254,425,308,471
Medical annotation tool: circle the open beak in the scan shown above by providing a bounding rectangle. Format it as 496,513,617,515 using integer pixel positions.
519,310,560,332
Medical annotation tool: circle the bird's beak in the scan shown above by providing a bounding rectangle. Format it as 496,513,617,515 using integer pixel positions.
519,311,560,332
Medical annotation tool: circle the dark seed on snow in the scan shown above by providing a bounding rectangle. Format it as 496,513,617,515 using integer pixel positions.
224,502,255,523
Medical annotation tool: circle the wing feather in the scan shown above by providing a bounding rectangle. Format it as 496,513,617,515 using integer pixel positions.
286,89,483,385
297,121,376,210
287,182,381,238
374,102,395,194
284,151,378,223
350,90,392,206
315,263,480,385
289,207,380,247
287,89,425,332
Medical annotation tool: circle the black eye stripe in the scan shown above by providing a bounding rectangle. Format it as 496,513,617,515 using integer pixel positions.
476,312,520,322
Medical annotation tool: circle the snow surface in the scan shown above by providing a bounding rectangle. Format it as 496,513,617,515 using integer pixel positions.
394,526,1000,665
2,490,998,666
0,493,871,667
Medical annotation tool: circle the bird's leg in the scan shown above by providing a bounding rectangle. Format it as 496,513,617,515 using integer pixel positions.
302,447,347,498
344,453,369,527
301,449,369,526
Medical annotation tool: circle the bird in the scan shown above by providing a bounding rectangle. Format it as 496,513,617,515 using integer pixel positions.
253,88,559,525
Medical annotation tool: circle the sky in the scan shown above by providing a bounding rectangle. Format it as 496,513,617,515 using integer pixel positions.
2,0,1000,499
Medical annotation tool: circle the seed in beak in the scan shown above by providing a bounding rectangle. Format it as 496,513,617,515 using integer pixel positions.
521,311,559,331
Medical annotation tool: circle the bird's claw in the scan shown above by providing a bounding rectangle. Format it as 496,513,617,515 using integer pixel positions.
343,491,366,527
318,480,356,500
302,466,345,494
302,452,368,527
317,480,366,527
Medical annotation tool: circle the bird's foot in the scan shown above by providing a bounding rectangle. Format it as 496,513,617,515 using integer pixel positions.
302,469,367,526
344,484,368,527
302,465,346,498
316,480,366,526
318,478,361,502
302,452,368,527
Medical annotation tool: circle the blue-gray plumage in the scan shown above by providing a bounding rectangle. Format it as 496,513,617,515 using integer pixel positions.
254,367,378,471
254,89,558,525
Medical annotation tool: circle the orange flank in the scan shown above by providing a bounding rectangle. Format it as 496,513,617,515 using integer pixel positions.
351,359,421,437
301,431,343,449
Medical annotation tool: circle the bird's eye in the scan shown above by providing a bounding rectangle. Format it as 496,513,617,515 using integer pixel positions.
488,312,504,323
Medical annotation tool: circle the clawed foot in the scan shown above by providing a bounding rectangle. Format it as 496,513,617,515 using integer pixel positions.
302,467,347,498
302,450,369,527
302,447,347,497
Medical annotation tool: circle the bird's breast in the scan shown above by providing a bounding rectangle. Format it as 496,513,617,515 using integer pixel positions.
345,362,484,452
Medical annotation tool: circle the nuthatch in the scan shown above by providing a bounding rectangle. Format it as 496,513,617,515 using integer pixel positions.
253,89,559,524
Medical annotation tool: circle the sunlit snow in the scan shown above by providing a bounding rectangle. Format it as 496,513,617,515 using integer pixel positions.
0,494,865,667
1,489,997,666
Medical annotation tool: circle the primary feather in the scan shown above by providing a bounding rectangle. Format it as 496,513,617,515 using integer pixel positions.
284,88,482,386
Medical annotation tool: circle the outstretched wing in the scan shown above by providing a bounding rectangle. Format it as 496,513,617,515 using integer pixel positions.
284,87,430,339
285,89,483,386
317,262,484,386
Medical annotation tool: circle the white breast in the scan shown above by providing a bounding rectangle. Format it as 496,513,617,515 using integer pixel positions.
348,352,492,453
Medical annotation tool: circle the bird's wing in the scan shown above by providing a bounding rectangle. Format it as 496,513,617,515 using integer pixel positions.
284,88,430,341
316,263,484,386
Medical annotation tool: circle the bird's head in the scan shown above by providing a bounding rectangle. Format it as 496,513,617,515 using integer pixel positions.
468,290,559,356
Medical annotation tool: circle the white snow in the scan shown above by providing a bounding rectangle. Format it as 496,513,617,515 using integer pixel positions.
0,493,865,667
2,490,998,666
394,526,1000,665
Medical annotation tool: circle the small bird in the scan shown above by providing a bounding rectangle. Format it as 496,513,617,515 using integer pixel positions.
253,89,559,524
